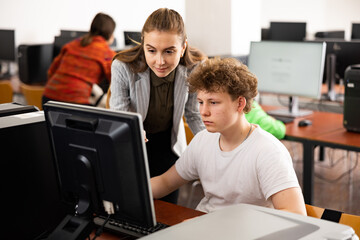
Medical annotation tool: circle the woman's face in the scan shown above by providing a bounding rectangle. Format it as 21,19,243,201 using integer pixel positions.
143,30,186,78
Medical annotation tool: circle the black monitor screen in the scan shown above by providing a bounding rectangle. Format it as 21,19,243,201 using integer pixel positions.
53,36,77,59
43,101,156,229
269,22,306,41
0,29,15,61
351,23,360,40
53,33,117,58
124,31,141,46
60,29,87,38
325,40,360,80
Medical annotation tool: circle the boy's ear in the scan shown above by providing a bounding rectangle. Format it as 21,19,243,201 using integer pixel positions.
237,96,246,112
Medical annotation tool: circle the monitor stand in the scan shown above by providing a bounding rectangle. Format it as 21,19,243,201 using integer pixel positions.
0,62,12,80
266,96,313,118
46,153,97,240
321,53,344,102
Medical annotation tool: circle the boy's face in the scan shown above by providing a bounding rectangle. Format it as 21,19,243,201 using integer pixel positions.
197,90,241,133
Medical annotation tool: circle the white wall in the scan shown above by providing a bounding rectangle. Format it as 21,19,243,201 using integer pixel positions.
185,0,232,56
260,0,360,40
0,0,185,49
185,0,360,56
1,0,360,56
231,0,262,56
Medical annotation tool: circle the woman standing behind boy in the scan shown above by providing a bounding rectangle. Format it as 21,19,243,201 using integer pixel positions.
108,8,206,203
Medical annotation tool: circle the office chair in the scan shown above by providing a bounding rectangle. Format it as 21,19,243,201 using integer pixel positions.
183,117,195,145
20,83,45,110
306,204,360,237
0,80,13,103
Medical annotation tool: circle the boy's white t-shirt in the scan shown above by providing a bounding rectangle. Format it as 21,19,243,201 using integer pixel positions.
175,125,300,213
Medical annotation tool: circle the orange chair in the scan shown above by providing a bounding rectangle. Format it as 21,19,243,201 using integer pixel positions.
183,117,195,145
20,83,45,110
306,204,360,237
0,80,13,103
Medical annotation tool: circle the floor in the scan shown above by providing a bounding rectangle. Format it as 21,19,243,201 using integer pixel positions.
177,140,360,216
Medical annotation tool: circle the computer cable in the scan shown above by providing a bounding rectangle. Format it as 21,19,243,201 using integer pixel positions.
92,214,111,240
315,152,359,183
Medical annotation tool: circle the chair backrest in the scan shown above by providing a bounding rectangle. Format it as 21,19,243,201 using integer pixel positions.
20,83,45,110
306,204,360,237
183,117,194,145
0,80,13,104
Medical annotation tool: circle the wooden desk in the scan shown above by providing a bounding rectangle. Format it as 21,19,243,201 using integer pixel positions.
312,128,360,150
263,106,360,204
283,111,345,204
93,200,206,240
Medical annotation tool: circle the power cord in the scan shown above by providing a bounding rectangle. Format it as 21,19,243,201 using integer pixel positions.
91,214,111,240
315,152,359,183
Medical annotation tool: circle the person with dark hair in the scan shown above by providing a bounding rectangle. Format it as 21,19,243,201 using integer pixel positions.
42,12,116,106
107,8,206,204
151,57,306,215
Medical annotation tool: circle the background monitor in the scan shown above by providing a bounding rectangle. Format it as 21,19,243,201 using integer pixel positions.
124,31,141,46
320,40,360,101
351,23,360,40
53,30,88,58
53,31,117,59
269,22,307,41
314,30,345,39
0,29,16,79
53,36,76,59
60,29,87,38
44,101,156,238
0,29,16,61
248,41,326,117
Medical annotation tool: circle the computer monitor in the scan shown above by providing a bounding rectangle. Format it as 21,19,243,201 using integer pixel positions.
248,41,326,117
269,22,307,41
321,40,360,101
53,33,118,59
351,23,360,40
124,31,141,46
60,29,87,38
53,36,77,59
43,101,155,239
0,29,16,79
315,31,345,39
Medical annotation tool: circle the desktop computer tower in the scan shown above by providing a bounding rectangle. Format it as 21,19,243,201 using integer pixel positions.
18,43,53,84
0,102,39,117
0,111,73,239
343,64,360,132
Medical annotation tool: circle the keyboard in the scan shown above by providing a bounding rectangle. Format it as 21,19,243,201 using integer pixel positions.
271,115,295,124
94,216,169,238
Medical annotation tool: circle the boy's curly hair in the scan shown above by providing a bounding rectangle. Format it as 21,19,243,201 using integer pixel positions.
187,57,258,113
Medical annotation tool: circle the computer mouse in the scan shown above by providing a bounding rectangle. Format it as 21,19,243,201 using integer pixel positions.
298,119,312,127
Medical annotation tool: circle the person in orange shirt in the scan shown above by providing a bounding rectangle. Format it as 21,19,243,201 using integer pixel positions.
42,12,116,107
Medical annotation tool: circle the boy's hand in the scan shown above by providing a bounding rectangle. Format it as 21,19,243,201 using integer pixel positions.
144,130,148,142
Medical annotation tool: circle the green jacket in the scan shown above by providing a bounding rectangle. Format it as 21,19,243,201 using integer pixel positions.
245,101,286,139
